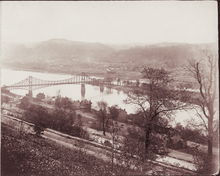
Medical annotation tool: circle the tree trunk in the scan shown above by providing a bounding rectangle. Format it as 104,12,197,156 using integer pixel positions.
208,139,213,157
112,135,114,172
208,118,213,158
207,100,214,158
103,121,106,136
103,128,106,136
145,126,151,152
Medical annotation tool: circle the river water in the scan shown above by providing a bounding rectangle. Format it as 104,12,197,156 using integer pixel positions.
1,69,135,112
1,68,199,126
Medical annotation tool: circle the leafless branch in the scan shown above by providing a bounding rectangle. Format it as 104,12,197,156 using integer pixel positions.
193,107,209,131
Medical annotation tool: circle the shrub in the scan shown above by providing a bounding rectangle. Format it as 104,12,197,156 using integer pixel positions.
34,123,46,137
166,138,174,149
127,126,145,142
23,104,77,138
175,139,184,149
190,145,212,174
104,140,112,147
23,105,49,137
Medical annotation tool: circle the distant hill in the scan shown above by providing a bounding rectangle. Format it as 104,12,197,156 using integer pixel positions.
102,43,217,67
2,39,116,64
105,42,152,51
1,39,217,69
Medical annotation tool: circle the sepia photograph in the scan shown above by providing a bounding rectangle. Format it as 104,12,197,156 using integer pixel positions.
1,1,218,175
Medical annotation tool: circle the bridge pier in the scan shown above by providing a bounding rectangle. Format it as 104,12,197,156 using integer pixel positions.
100,85,104,93
106,87,112,94
28,90,33,97
81,84,85,101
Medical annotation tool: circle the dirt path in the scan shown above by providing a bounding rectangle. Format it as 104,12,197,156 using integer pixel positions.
168,149,194,163
76,110,96,120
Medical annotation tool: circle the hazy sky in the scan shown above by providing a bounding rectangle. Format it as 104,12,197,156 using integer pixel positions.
2,1,218,44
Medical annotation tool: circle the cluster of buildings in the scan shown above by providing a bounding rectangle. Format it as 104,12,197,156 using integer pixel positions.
15,91,185,150
18,93,92,112
106,61,145,72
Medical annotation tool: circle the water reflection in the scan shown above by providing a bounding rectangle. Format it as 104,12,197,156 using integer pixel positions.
81,84,85,101
105,87,112,94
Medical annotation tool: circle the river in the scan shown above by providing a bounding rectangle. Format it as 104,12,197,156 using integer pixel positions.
1,69,136,112
1,68,199,126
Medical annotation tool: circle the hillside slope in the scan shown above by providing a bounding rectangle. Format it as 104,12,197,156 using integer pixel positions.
103,43,217,67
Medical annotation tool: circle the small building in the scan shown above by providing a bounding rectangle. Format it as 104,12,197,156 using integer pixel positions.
167,131,186,149
42,97,52,105
171,133,181,144
117,108,128,123
19,96,30,109
107,68,117,74
80,99,92,112
32,97,42,104
36,93,45,99
42,97,56,105
73,100,81,109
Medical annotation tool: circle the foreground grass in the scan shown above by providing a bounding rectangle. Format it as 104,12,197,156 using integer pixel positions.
1,123,134,175
2,122,195,176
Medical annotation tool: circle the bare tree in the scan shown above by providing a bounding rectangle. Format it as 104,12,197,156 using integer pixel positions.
125,67,191,151
186,50,218,158
108,118,123,172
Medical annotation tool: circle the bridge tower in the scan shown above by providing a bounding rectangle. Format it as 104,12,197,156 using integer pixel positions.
28,76,33,97
81,72,86,100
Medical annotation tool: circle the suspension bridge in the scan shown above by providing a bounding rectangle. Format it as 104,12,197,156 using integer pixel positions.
4,72,94,90
3,72,139,97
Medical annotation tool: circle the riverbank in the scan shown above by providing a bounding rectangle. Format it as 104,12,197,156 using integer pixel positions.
1,64,142,80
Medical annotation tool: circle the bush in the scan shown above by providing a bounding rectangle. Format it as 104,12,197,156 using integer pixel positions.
71,125,89,140
34,123,46,137
104,140,112,147
127,126,145,142
23,104,79,138
166,138,174,149
90,121,103,132
23,105,49,137
189,145,212,174
175,139,184,149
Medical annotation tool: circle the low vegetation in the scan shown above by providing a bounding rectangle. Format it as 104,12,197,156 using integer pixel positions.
2,121,195,175
23,100,89,139
1,123,134,175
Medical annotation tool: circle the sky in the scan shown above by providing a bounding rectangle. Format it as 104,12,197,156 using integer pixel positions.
1,1,218,44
